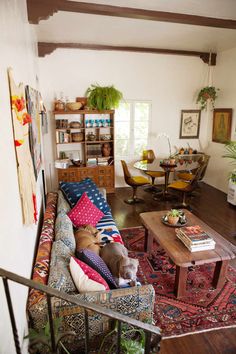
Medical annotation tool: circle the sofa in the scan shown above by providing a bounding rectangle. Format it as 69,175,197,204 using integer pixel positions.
27,179,155,352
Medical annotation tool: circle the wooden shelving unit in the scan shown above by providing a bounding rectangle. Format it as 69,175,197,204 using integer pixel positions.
54,109,115,193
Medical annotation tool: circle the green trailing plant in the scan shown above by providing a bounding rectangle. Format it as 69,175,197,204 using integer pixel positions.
196,86,219,110
24,318,74,354
98,320,157,354
222,140,236,183
85,84,123,110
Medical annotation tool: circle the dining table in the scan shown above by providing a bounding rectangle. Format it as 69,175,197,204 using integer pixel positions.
134,155,200,199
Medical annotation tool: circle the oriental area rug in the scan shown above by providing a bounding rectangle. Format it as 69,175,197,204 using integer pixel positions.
120,226,236,338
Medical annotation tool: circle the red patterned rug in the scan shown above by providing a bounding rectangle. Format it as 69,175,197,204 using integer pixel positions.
120,226,236,338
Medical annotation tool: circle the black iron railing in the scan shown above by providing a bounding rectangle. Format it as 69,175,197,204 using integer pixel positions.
0,267,161,354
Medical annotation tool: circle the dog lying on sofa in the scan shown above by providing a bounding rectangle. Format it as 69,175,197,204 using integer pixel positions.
100,243,139,286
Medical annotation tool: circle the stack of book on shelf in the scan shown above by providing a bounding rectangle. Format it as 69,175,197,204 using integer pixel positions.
176,225,216,252
87,158,97,166
56,131,70,143
97,157,109,166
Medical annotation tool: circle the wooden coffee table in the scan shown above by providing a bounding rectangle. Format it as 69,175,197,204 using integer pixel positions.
140,210,236,298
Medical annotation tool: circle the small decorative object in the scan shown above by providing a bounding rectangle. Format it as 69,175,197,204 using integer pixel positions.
76,96,87,109
71,158,81,166
71,132,84,142
70,121,81,128
102,142,112,157
196,86,219,110
212,109,232,144
66,101,82,111
167,209,181,225
55,159,70,169
100,134,111,141
162,210,187,227
85,84,123,110
180,110,201,139
87,132,96,141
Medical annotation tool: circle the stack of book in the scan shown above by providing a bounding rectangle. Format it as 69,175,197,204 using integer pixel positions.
97,157,109,166
176,225,216,252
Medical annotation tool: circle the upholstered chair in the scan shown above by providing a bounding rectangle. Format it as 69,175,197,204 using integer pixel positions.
121,160,150,204
142,150,165,192
167,160,208,210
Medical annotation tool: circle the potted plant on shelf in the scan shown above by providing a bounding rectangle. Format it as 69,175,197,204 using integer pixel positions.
222,141,236,205
85,84,123,110
196,86,219,110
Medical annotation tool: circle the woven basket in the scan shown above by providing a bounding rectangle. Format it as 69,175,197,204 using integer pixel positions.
70,121,81,128
66,102,82,111
71,132,84,142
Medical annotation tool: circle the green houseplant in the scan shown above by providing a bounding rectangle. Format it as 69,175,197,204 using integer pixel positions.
85,84,123,110
167,209,181,225
196,86,219,110
223,141,236,183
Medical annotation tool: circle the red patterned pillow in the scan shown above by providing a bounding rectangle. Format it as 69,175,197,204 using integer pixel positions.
69,257,110,292
67,192,104,228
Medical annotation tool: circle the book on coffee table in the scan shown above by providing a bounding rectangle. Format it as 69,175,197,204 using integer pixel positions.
176,225,216,252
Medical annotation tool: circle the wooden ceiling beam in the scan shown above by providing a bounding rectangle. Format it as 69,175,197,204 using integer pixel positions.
27,0,236,29
38,42,217,65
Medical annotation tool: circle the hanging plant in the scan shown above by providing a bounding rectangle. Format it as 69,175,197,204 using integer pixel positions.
196,86,219,110
85,84,123,110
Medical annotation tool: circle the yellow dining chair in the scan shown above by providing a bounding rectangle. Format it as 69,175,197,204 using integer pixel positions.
176,154,210,183
142,150,165,192
121,160,150,204
167,160,207,210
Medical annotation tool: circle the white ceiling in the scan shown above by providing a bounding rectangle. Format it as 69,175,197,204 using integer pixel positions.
34,0,236,53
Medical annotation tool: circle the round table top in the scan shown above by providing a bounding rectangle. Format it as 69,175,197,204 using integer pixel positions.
134,156,199,173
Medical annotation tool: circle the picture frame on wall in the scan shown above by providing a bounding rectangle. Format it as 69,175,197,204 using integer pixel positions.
180,110,201,139
212,108,232,143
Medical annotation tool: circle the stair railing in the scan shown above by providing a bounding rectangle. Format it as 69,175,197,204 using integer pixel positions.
0,267,161,354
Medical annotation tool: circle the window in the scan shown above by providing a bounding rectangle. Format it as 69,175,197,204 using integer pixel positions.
115,100,151,159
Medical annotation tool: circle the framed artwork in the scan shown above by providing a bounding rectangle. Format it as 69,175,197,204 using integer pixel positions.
180,110,201,139
212,108,232,143
25,86,42,179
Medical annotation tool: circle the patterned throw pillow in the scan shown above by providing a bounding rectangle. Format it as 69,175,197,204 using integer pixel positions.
67,192,104,228
48,241,76,293
69,257,110,293
60,178,111,213
76,249,117,289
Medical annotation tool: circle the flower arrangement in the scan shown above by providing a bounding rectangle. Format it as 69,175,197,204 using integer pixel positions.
157,133,173,158
196,86,219,110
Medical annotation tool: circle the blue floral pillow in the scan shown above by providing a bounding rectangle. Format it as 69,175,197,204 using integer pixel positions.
60,178,111,214
76,249,117,289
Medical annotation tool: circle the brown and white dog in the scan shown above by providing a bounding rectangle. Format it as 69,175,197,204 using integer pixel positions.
100,243,139,285
74,225,103,255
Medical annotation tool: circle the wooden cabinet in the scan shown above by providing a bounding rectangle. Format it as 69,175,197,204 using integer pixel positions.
54,109,115,192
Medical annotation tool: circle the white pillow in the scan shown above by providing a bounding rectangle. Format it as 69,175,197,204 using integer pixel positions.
69,257,109,293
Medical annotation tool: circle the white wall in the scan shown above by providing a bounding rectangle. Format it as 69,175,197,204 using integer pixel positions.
204,48,236,192
39,49,210,188
0,1,43,353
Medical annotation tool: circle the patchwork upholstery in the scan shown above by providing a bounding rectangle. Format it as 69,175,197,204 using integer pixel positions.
60,178,111,213
27,190,155,352
67,192,104,228
57,190,71,216
28,193,57,308
55,213,75,252
48,241,76,293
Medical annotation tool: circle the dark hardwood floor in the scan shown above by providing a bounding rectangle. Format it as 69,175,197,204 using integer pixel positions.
107,182,236,354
